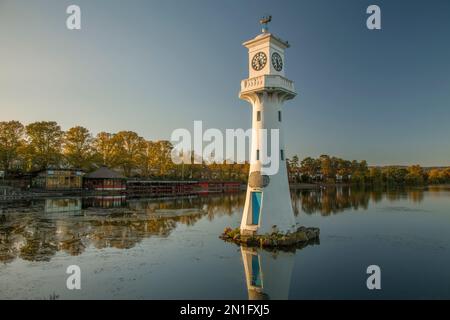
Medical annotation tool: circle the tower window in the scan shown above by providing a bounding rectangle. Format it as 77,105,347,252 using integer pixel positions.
256,150,260,161
280,149,284,161
257,111,261,121
278,111,282,122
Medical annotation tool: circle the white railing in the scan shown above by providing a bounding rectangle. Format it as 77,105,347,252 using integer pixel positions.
241,75,295,93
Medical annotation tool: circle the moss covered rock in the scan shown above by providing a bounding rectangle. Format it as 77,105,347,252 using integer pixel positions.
220,226,320,250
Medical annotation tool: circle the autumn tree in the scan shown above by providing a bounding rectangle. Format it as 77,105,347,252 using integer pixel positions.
139,140,160,177
0,121,25,174
114,131,146,177
382,166,408,185
369,167,383,185
25,121,63,171
444,168,450,181
93,132,119,168
337,159,352,181
428,169,442,184
427,168,450,184
319,154,336,181
154,141,175,178
288,155,301,182
300,157,320,180
406,165,425,185
63,126,94,170
351,160,369,184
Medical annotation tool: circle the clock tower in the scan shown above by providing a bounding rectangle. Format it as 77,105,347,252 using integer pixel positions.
240,17,297,235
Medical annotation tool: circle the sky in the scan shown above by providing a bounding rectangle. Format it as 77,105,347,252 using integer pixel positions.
0,0,449,166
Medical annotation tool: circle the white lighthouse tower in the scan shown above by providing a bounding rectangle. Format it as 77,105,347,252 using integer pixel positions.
241,246,295,300
240,17,297,235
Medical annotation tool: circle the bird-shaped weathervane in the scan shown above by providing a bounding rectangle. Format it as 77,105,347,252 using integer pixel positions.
260,15,272,33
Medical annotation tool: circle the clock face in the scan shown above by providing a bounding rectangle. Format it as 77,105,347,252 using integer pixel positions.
252,52,267,71
272,52,283,72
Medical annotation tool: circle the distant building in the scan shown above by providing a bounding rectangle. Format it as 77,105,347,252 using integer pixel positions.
83,167,126,191
32,169,84,190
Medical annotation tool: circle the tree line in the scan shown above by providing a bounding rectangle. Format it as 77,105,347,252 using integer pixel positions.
1,121,448,185
0,121,249,181
288,155,450,186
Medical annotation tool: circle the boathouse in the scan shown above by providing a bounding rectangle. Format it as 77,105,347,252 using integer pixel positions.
84,167,127,191
32,169,84,191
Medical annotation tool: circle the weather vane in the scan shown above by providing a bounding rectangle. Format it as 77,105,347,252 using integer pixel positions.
260,15,272,33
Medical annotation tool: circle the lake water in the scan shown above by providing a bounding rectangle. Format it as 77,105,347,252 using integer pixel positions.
1,186,450,299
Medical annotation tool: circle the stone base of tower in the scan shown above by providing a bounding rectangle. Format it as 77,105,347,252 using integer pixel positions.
240,166,296,235
220,226,320,250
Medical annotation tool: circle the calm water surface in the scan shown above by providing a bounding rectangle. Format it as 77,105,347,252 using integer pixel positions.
1,186,450,299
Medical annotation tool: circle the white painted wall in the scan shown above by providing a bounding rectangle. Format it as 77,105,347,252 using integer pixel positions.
241,247,295,300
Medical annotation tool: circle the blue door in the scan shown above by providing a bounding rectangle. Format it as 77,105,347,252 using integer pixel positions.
251,192,262,225
251,254,262,287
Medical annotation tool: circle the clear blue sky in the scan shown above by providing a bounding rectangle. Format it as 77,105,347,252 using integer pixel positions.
1,0,449,166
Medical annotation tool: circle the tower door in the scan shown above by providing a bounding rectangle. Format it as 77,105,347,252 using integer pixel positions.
251,254,262,287
251,192,262,225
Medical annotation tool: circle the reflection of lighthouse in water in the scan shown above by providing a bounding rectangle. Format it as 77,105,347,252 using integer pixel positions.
240,246,295,300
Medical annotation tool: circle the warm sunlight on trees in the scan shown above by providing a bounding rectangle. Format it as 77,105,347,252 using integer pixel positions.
300,157,320,179
0,121,25,174
93,132,118,168
113,131,146,177
63,126,94,171
288,155,448,186
0,120,447,185
428,168,450,184
406,165,425,185
25,121,64,171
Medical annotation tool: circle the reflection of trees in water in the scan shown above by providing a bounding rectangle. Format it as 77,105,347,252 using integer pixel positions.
202,194,246,221
291,187,370,216
385,189,424,203
127,193,245,220
0,193,245,264
291,186,425,216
